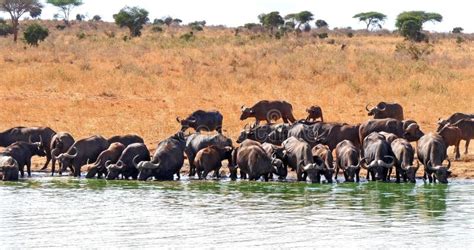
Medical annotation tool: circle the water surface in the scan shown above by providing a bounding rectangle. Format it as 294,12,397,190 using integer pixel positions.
1,173,473,248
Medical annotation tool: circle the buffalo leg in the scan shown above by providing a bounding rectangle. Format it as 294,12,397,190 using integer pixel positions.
455,141,461,160
40,154,51,171
263,174,269,182
356,170,360,182
26,159,32,177
51,158,56,176
19,164,25,178
464,139,470,155
334,164,340,181
395,167,401,183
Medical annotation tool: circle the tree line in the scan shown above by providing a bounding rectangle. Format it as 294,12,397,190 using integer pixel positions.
0,0,464,46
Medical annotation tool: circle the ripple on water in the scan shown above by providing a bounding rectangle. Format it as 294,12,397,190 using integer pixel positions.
0,173,473,248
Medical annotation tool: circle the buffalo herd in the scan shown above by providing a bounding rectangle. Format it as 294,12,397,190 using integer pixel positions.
0,100,472,184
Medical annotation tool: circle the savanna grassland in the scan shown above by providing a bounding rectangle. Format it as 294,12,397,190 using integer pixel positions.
0,21,473,177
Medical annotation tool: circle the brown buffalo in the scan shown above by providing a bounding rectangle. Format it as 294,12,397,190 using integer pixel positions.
240,100,296,125
314,123,361,151
437,125,462,160
0,156,19,181
107,134,144,147
417,133,451,184
311,144,335,183
451,119,474,155
366,102,404,120
361,132,395,181
306,105,324,122
85,142,126,179
50,132,75,176
437,113,474,132
194,145,233,179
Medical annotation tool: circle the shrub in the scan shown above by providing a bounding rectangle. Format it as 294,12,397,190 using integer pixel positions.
395,42,433,60
318,32,328,39
456,36,464,44
347,32,354,38
0,19,13,36
151,25,163,33
92,15,101,22
452,27,463,34
23,23,49,46
113,6,149,37
56,24,66,30
76,31,86,39
180,32,194,41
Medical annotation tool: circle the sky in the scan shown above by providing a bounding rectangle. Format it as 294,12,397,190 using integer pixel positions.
2,0,473,32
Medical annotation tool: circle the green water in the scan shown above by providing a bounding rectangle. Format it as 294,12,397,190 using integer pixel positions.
0,173,473,248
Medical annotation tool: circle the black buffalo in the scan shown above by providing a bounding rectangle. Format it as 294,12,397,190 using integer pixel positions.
135,132,186,181
361,132,395,181
335,140,362,182
56,135,109,177
0,126,56,170
366,102,404,120
177,110,223,133
417,133,451,184
107,134,144,147
390,138,419,183
1,140,46,177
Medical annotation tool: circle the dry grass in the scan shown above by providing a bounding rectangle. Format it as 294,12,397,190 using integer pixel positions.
1,21,473,178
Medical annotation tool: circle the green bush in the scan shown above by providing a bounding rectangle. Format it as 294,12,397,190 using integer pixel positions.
23,23,49,46
318,33,328,39
151,25,163,33
0,19,13,37
76,31,86,39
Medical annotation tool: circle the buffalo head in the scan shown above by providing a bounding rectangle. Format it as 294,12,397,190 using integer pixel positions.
403,122,424,142
401,161,420,183
271,156,287,180
302,157,325,183
436,118,449,132
240,105,254,120
106,160,124,180
361,155,394,181
427,159,451,184
56,147,78,173
176,116,197,131
366,102,386,116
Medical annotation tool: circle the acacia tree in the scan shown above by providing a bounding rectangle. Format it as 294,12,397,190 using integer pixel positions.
0,0,42,42
113,6,149,37
47,0,83,26
396,11,442,42
258,11,284,35
285,11,314,31
353,12,386,30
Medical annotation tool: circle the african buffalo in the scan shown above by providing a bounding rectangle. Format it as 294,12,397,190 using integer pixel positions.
50,132,75,175
85,142,125,179
135,132,186,181
311,144,335,183
334,140,362,182
379,132,398,144
390,138,419,183
451,119,474,155
233,142,284,181
106,143,150,180
177,110,223,133
437,112,474,132
237,123,277,143
261,142,288,179
359,118,424,146
282,137,325,183
1,140,46,177
361,132,395,181
240,100,296,125
417,133,451,184
0,156,19,181
313,123,361,151
56,135,109,177
194,145,233,179
437,125,462,160
0,126,56,170
306,105,324,122
230,139,261,180
185,133,233,177
366,102,404,120
107,134,144,147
